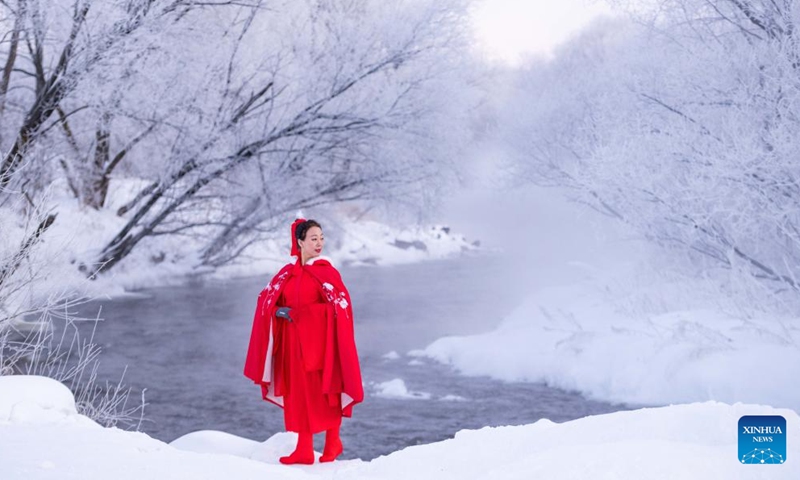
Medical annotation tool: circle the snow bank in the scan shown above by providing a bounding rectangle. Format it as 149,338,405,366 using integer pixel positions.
2,376,798,479
327,221,479,267
0,177,478,308
358,401,799,480
0,376,320,480
212,220,479,280
421,276,800,411
0,376,77,423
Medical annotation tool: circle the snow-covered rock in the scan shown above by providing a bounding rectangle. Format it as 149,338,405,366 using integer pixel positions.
372,378,432,400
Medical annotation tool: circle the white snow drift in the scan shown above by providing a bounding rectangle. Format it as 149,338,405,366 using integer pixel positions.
421,276,800,411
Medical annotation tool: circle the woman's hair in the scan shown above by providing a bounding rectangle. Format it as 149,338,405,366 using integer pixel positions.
295,219,322,241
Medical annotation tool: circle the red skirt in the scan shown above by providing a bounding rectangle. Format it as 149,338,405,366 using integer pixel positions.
280,320,342,433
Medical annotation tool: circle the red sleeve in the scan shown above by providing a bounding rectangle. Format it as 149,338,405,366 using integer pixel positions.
243,290,269,383
243,264,292,385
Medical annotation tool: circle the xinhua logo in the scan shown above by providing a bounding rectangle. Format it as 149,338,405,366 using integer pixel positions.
739,415,786,464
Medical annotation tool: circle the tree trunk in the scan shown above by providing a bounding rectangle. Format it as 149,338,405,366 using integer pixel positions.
0,0,25,121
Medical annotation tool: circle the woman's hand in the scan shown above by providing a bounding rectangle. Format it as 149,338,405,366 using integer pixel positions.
275,307,293,322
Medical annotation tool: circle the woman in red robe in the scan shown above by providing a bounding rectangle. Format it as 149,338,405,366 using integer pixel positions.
244,218,364,464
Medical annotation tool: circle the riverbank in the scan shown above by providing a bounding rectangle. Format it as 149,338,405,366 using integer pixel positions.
0,178,479,313
418,261,800,414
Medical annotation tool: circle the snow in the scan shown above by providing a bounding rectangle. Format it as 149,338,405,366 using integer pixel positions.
171,430,305,465
381,350,401,360
1,375,798,479
326,222,478,268
438,394,467,402
0,376,77,423
419,273,800,411
0,177,478,312
371,378,432,400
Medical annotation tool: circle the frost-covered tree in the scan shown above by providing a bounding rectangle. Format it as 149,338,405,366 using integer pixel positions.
506,1,800,298
1,0,479,275
0,0,179,205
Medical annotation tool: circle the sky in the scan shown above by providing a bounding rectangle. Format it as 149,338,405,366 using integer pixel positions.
470,0,616,65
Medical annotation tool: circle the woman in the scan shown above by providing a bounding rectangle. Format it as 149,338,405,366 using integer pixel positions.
244,218,364,464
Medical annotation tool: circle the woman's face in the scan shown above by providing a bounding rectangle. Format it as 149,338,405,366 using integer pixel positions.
299,226,324,261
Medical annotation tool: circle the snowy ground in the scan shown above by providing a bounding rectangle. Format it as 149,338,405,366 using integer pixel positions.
419,185,800,413
429,182,800,412
2,375,797,479
418,266,800,412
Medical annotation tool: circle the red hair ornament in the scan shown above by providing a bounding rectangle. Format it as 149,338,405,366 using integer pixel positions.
290,218,307,257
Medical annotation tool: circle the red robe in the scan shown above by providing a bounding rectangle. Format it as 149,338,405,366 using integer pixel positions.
243,256,364,432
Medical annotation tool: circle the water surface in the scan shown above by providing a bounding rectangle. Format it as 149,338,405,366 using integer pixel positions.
75,254,633,460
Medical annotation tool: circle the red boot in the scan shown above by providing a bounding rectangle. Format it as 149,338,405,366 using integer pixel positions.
280,431,315,465
320,426,343,463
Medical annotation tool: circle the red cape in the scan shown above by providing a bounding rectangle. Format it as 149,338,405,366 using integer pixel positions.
244,257,364,417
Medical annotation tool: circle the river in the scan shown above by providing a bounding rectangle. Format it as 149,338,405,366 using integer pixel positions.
71,253,633,460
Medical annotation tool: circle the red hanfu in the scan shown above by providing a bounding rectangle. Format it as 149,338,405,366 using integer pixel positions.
243,254,364,433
